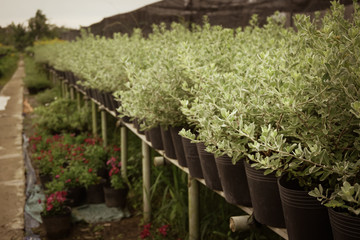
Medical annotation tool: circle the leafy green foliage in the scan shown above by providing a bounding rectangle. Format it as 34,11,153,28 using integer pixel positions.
33,98,90,134
0,45,18,88
24,56,52,94
35,86,61,105
33,0,360,225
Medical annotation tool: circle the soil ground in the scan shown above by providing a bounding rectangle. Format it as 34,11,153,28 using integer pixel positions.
31,215,143,240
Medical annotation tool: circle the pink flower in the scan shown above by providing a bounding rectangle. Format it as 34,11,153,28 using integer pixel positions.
65,179,71,183
38,199,41,204
55,175,60,179
46,204,53,211
55,191,67,203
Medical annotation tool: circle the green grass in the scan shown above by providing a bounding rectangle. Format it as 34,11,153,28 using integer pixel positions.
35,86,61,105
24,56,52,94
0,53,19,90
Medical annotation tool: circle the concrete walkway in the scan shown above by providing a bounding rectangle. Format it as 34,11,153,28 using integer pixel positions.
0,59,25,239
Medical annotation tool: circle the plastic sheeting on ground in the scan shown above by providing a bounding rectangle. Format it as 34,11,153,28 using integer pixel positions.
72,204,131,223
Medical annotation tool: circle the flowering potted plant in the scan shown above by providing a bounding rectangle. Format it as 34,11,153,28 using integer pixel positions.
47,162,88,207
80,167,104,204
40,191,72,238
103,156,128,208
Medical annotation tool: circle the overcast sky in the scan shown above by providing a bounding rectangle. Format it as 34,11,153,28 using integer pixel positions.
0,0,161,29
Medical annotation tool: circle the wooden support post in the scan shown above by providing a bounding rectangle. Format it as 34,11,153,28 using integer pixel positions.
142,141,151,223
101,108,107,147
61,81,65,98
84,95,89,109
76,91,81,111
189,176,199,240
121,126,128,179
91,101,97,137
64,83,69,98
70,87,75,100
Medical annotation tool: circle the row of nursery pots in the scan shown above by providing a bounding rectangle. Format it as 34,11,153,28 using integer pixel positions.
41,176,128,208
55,69,121,113
56,69,359,240
136,124,359,240
40,175,128,239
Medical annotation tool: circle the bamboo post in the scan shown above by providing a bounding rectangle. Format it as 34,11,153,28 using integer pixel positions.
189,176,199,240
91,101,97,137
76,91,81,111
121,126,128,179
84,95,89,109
70,87,75,100
142,141,151,223
229,216,251,232
61,81,65,98
64,83,69,98
101,108,107,147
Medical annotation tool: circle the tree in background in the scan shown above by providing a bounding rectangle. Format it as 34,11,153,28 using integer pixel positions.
0,9,70,51
9,23,32,51
28,10,53,41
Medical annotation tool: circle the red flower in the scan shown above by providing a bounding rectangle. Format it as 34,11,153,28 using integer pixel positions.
55,175,60,179
38,199,41,204
158,224,169,237
140,223,152,239
88,168,93,173
65,179,71,183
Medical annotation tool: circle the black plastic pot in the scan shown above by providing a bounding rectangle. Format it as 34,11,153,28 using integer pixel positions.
67,186,86,207
99,91,107,106
86,183,105,204
278,175,333,240
121,116,131,123
104,92,113,111
133,119,144,135
181,137,203,179
148,126,164,150
244,161,285,227
42,208,72,239
160,126,177,159
39,174,52,189
328,207,360,240
196,142,221,190
215,155,251,206
145,130,151,141
169,126,187,167
103,185,128,208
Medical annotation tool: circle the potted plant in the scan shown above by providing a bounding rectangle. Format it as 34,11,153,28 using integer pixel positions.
48,162,88,207
103,156,128,208
41,191,72,238
116,23,194,160
79,167,104,204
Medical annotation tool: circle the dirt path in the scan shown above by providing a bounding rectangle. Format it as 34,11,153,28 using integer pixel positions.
0,59,25,239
